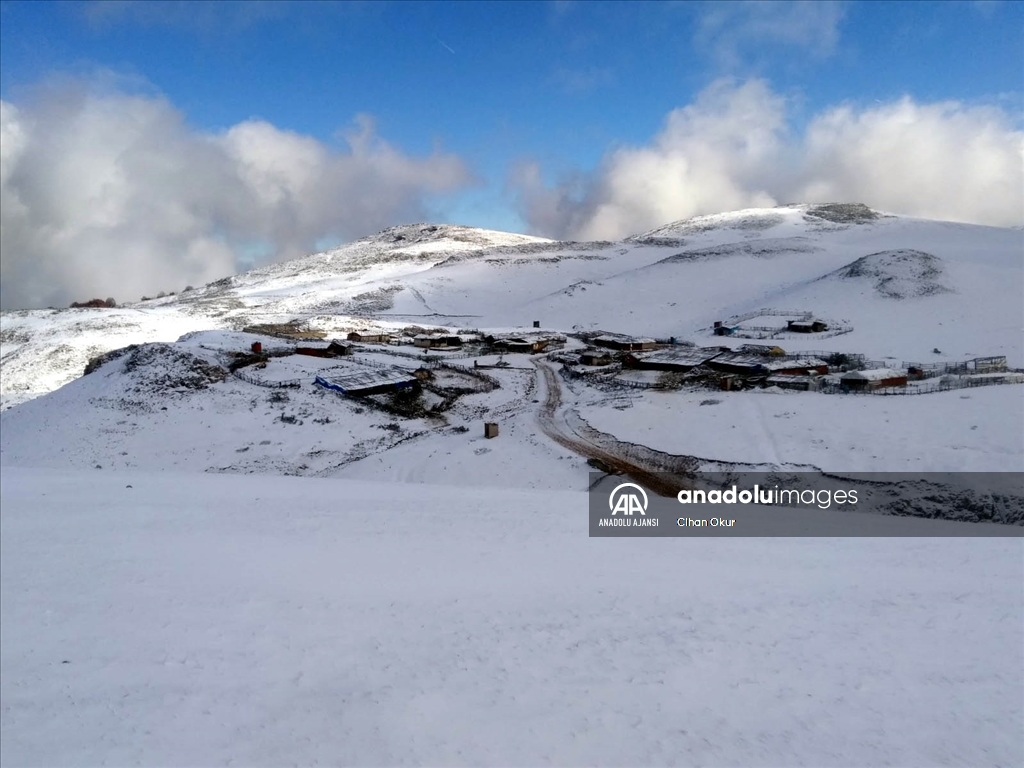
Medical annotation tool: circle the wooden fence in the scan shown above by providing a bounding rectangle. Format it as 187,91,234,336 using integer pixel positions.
231,369,302,389
561,364,662,391
822,376,1022,396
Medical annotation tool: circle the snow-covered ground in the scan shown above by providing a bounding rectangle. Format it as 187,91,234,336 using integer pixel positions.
0,331,590,490
3,466,1022,767
3,205,1022,766
0,307,220,410
577,385,1024,473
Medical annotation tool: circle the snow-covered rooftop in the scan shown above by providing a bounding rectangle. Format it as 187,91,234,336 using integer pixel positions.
841,368,906,381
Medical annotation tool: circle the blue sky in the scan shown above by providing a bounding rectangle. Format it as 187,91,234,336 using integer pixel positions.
1,1,1022,307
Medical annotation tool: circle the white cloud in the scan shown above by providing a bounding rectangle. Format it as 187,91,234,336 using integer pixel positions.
0,82,471,309
513,79,1024,240
796,98,1024,228
694,0,847,69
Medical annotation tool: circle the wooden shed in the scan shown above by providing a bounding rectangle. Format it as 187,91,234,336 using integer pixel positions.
840,368,908,390
593,335,657,351
787,319,828,333
484,422,499,439
764,358,829,376
347,331,391,343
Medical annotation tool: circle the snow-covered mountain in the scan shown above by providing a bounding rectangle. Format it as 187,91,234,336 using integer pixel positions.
3,204,1021,411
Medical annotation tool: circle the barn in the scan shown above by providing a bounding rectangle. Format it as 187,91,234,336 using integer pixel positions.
707,352,768,376
840,368,908,390
495,337,549,354
327,340,354,356
593,335,657,351
347,331,391,343
766,375,820,392
314,368,419,397
787,319,828,333
763,358,829,376
625,348,722,373
414,334,463,349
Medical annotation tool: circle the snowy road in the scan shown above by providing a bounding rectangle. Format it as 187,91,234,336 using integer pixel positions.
532,358,688,496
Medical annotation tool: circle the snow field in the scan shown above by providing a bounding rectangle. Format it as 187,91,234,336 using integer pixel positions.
2,467,1021,767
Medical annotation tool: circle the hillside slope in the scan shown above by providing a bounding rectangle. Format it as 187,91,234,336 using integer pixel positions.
3,205,1021,410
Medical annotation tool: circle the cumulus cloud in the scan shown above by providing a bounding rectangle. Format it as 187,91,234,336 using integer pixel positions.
513,79,1024,240
0,81,471,309
796,98,1024,227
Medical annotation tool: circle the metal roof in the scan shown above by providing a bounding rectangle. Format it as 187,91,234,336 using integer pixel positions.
317,367,417,393
632,348,721,366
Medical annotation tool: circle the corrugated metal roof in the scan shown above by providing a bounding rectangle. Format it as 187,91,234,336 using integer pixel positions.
633,348,721,366
318,367,417,393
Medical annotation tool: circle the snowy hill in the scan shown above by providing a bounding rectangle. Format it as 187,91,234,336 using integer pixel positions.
3,205,1022,409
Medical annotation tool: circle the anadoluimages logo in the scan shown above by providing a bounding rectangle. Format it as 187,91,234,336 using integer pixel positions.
609,482,648,516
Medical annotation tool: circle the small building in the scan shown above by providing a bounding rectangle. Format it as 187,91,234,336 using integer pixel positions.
347,331,391,343
484,422,499,439
314,368,419,397
296,340,354,358
593,335,657,351
624,347,722,373
763,358,828,376
495,337,548,354
251,341,263,353
327,340,354,356
296,345,337,358
413,334,435,348
840,368,908,391
707,352,768,376
766,375,819,392
787,319,828,334
414,334,462,349
579,351,614,366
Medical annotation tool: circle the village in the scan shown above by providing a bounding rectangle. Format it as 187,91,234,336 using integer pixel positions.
225,307,1022,439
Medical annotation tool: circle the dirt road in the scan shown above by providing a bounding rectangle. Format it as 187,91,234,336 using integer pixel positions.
532,359,686,497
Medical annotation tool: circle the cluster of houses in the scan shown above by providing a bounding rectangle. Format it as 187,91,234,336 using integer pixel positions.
568,338,1011,393
242,325,1012,401
342,328,567,353
620,344,832,391
242,326,569,399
